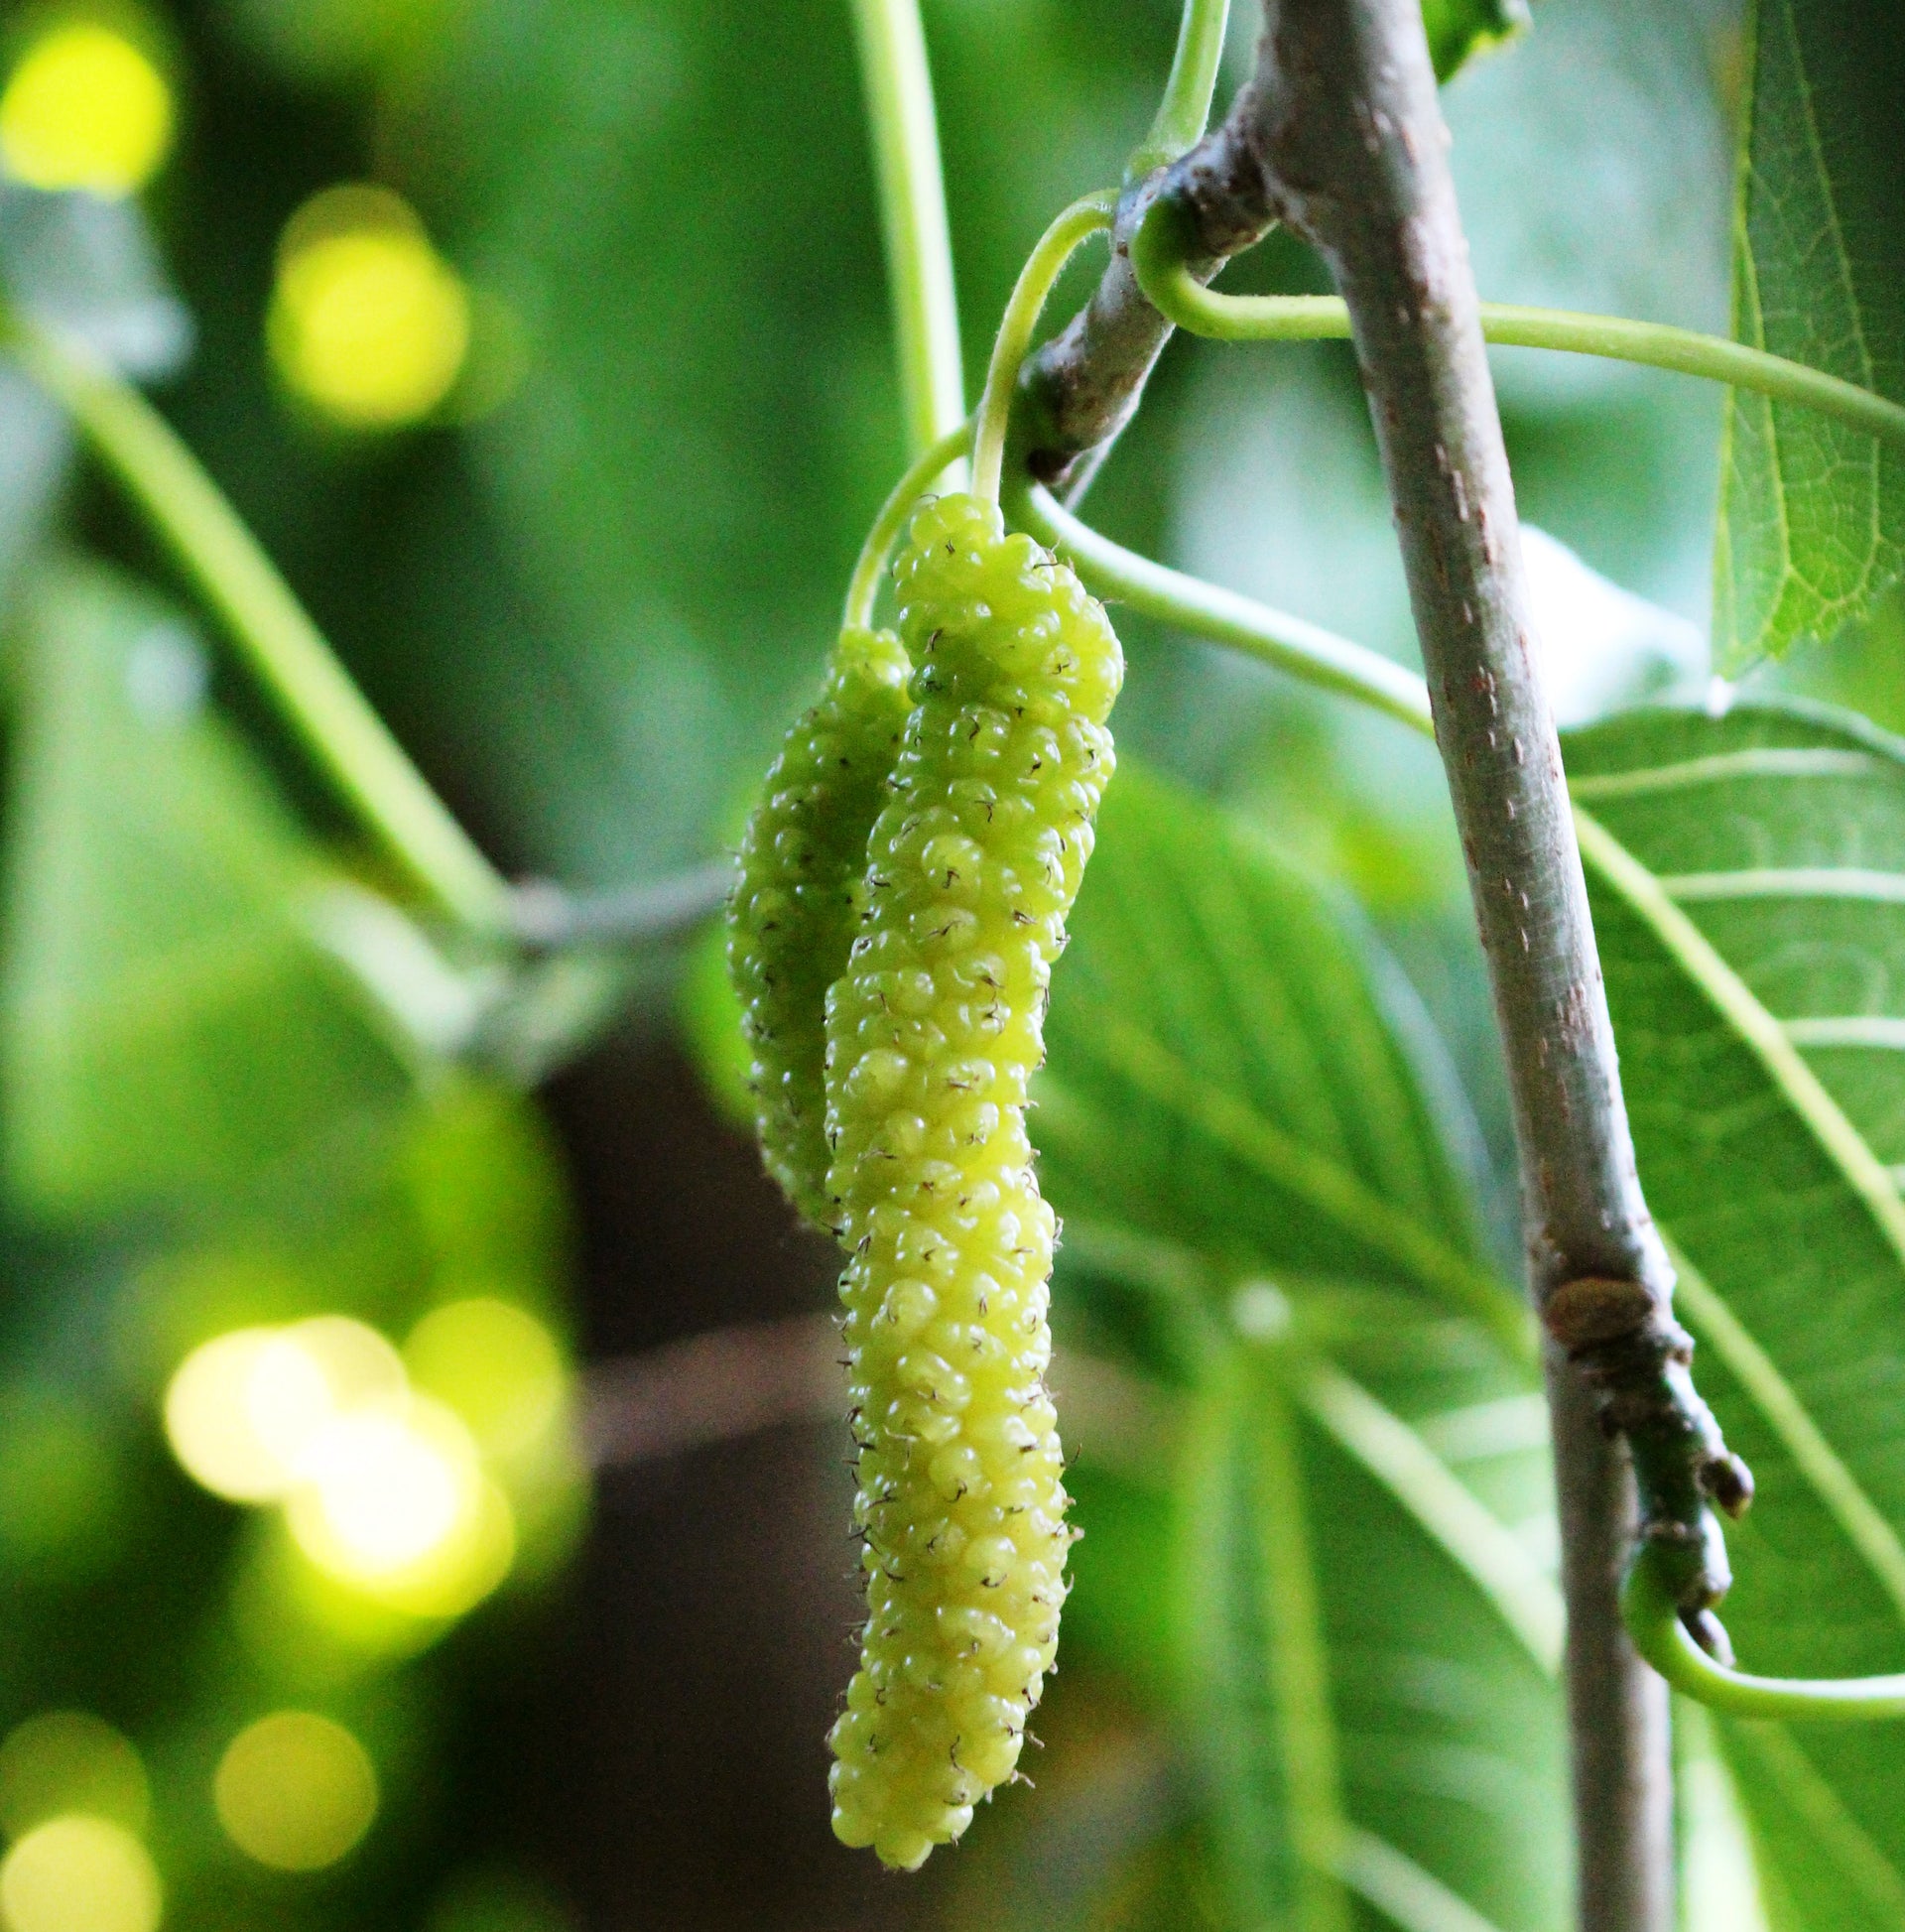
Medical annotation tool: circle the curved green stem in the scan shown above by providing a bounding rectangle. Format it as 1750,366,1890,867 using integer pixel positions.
3,313,515,938
848,0,965,462
1129,0,1232,180
842,418,973,628
1006,477,1436,736
1132,201,1905,451
970,193,1116,505
1623,1544,1905,1719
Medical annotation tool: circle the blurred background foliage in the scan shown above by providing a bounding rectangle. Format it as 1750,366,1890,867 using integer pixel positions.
1,0,1903,1927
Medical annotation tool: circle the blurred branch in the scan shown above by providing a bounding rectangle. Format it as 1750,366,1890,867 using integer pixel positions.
508,861,734,951
849,0,966,480
4,308,742,982
580,1315,1180,1480
0,309,518,939
581,1314,840,1472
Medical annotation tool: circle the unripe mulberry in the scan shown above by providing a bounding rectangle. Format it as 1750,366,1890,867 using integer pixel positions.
823,494,1122,1869
728,626,913,1228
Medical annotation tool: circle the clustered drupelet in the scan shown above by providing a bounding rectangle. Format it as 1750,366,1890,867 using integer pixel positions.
728,623,913,1229
730,491,1121,1869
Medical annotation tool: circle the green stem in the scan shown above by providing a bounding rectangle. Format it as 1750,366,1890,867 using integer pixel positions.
970,193,1115,505
4,315,515,937
1623,1543,1905,1719
1131,202,1905,451
848,0,966,461
1249,1358,1353,1932
1129,0,1233,180
1007,477,1437,736
842,418,973,628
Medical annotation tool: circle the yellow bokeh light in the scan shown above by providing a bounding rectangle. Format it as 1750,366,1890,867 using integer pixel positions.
164,1327,318,1502
167,1311,520,1618
285,1316,409,1415
0,1816,161,1932
163,1317,404,1503
406,1300,567,1458
0,1715,148,1840
285,1395,515,1617
0,24,172,196
268,185,470,430
212,1712,377,1872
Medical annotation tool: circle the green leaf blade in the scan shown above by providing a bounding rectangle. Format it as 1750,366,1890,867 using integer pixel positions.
0,562,415,1219
1040,769,1564,1931
1567,697,1905,1925
1716,0,1905,669
1043,767,1523,1352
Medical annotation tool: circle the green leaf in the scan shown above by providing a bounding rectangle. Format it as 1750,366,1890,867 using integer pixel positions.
1422,0,1527,84
1566,697,1905,1926
1169,1345,1567,1932
0,560,414,1219
1172,1354,1329,1929
1041,769,1567,1932
1714,0,1905,669
1041,765,1527,1356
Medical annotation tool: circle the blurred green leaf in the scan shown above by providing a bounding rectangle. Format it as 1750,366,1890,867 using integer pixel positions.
0,559,414,1219
213,0,455,84
1422,0,1528,83
1567,699,1905,1925
400,1079,572,1317
1057,1458,1177,1706
1030,768,1566,1930
1714,0,1905,670
1172,1344,1566,1932
0,1383,127,1578
1040,765,1520,1352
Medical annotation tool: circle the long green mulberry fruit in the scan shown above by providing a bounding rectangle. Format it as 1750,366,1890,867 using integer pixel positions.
823,492,1122,1869
728,625,913,1228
